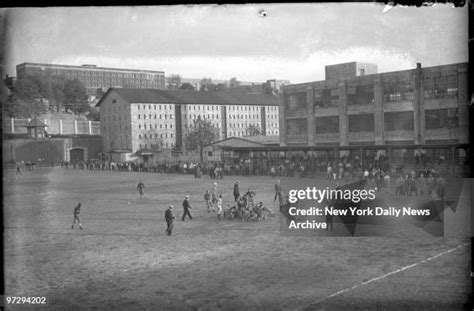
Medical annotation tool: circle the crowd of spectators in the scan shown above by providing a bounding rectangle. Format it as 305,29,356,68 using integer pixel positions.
56,150,455,198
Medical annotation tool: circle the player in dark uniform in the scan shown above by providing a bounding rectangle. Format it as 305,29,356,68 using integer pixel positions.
274,179,282,201
16,165,22,175
233,180,240,202
182,195,193,221
71,202,83,230
165,205,176,236
137,180,145,199
204,189,212,212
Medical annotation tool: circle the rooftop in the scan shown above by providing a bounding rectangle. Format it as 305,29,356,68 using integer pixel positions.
96,88,278,107
17,62,165,74
205,135,280,148
24,117,47,128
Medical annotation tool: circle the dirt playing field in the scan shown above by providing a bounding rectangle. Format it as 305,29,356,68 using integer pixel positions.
3,168,471,310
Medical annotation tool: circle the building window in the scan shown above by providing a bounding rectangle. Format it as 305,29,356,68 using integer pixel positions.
286,92,307,112
446,76,458,96
425,108,458,129
314,89,338,108
139,134,141,139
348,85,374,106
144,134,147,139
286,118,307,137
139,124,141,129
384,111,414,131
384,81,413,102
424,75,458,99
348,114,374,132
315,116,339,134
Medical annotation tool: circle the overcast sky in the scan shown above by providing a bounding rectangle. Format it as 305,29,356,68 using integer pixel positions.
3,3,468,83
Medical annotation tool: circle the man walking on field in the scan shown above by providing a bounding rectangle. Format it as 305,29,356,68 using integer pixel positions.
204,189,212,212
274,179,282,202
182,195,193,221
71,202,83,230
165,205,176,236
137,180,145,199
212,182,218,206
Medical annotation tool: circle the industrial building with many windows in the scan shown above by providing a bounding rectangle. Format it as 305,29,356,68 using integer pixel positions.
96,88,279,162
279,61,468,148
16,62,166,97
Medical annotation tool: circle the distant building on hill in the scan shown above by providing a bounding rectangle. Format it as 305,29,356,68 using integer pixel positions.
16,62,166,98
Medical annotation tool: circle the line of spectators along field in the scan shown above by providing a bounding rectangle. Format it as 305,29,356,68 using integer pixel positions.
57,151,464,179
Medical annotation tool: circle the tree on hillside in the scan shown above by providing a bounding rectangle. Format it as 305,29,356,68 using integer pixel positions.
185,116,219,162
63,79,89,114
229,77,240,87
13,75,46,99
95,87,107,98
44,76,67,112
6,75,92,118
86,107,100,121
179,83,195,91
203,83,218,91
4,76,48,118
215,83,228,91
167,74,182,90
246,124,262,136
199,77,214,91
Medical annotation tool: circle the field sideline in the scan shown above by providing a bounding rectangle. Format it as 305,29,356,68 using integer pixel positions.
4,168,471,310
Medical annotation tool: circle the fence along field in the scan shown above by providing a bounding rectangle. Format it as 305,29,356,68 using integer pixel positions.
4,118,101,135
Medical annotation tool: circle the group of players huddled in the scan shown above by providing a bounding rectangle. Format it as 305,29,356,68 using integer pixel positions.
202,180,276,222
155,179,279,236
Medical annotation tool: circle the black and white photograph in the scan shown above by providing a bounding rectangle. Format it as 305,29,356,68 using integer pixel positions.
1,3,471,310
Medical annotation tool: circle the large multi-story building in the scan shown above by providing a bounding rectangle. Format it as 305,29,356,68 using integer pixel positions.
280,62,468,148
96,88,279,162
16,62,166,97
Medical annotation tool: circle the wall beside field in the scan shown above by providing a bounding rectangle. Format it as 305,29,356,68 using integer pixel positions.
3,136,103,164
